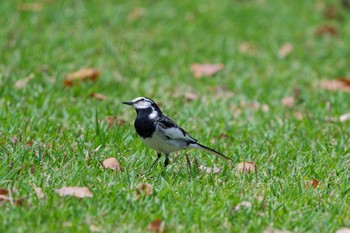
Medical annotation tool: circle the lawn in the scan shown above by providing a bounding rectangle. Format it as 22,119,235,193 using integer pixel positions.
1,0,350,232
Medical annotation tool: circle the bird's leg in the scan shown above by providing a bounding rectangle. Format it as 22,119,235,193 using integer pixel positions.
150,152,162,169
164,153,170,167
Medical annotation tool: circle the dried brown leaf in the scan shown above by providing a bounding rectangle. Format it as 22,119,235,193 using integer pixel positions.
102,157,124,172
239,42,258,56
235,201,252,211
18,2,43,12
0,188,8,195
218,133,230,140
55,187,93,198
263,227,293,233
184,91,199,101
127,7,145,21
147,219,165,232
340,113,350,122
105,116,126,127
261,104,270,112
10,137,18,144
257,195,267,208
90,225,102,232
191,63,223,78
135,183,153,199
336,228,350,233
26,141,34,148
324,5,342,20
64,68,100,87
320,78,350,92
33,186,45,199
281,96,295,108
13,198,25,206
304,179,320,189
14,74,34,89
90,93,107,101
0,194,10,202
211,85,234,99
278,43,293,58
30,164,35,174
0,195,24,206
235,162,256,176
315,25,338,36
198,165,221,174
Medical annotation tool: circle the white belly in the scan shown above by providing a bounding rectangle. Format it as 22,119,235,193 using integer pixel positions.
140,130,187,154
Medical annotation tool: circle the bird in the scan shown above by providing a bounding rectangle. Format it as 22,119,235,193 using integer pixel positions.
122,97,232,168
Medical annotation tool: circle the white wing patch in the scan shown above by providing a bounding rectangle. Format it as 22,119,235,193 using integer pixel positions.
159,125,196,142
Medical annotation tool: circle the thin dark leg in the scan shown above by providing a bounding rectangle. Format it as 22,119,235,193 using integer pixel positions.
150,153,162,169
164,153,170,167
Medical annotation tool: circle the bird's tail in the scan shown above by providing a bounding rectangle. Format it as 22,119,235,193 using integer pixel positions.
191,143,232,162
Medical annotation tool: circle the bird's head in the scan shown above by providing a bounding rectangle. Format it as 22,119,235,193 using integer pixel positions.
123,97,161,113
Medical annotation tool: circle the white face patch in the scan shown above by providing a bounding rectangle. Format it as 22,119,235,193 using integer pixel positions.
132,97,153,109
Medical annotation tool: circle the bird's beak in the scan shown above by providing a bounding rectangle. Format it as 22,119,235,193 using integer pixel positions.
122,101,133,106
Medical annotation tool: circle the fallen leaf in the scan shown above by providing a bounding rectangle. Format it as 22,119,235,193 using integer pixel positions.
336,228,350,233
198,165,221,174
14,74,34,89
102,157,124,171
17,2,43,11
235,162,257,176
26,141,34,147
64,68,100,87
191,63,224,78
281,96,295,108
304,179,320,189
219,133,230,140
235,201,252,211
340,113,350,122
63,222,73,227
135,183,153,199
147,219,165,232
90,225,102,232
323,5,342,20
0,188,8,195
261,104,270,112
0,194,10,202
239,42,258,56
278,43,293,58
263,227,293,233
105,116,126,127
319,78,350,92
211,85,234,99
55,187,93,198
33,186,45,199
10,137,18,144
127,7,145,21
90,93,107,101
256,195,268,208
30,164,35,174
14,198,25,206
0,195,24,206
315,25,338,36
184,91,199,101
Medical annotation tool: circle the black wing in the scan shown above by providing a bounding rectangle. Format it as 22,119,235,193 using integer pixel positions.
156,116,197,143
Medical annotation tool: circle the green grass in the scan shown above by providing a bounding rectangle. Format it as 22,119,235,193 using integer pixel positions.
1,0,350,232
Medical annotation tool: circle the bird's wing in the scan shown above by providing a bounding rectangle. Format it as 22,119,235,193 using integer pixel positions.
156,116,197,143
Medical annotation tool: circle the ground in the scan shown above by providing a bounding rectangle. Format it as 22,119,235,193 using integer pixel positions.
0,0,350,232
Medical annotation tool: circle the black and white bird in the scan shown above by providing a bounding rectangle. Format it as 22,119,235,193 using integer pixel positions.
123,97,231,168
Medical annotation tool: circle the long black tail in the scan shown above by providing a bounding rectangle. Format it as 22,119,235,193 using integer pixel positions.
193,143,232,161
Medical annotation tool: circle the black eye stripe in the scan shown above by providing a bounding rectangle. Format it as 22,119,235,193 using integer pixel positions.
134,98,153,104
